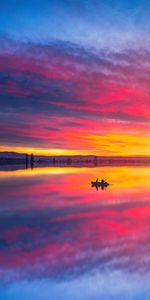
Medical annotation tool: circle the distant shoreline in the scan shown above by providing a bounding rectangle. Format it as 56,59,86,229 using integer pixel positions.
0,153,150,169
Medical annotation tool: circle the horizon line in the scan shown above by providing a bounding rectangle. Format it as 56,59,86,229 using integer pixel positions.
0,151,150,158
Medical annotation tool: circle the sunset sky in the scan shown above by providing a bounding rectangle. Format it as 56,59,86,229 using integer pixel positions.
0,0,150,156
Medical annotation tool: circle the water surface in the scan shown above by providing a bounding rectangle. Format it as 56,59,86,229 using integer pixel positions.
0,166,150,300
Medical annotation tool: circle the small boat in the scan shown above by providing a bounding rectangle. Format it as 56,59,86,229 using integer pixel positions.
91,178,109,190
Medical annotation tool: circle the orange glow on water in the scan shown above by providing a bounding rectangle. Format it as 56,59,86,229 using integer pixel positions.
0,166,149,190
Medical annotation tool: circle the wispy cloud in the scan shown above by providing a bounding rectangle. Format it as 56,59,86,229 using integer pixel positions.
0,39,149,154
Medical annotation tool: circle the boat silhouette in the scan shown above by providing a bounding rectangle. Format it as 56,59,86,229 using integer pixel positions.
91,178,109,190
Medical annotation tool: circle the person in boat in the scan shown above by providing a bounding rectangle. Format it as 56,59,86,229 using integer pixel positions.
95,179,106,185
101,179,105,184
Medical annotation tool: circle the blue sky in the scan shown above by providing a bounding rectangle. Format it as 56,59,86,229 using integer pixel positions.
0,0,150,50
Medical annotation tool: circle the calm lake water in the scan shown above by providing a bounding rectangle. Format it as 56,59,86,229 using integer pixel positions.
0,165,150,300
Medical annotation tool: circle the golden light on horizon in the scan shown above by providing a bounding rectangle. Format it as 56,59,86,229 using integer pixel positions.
1,132,149,156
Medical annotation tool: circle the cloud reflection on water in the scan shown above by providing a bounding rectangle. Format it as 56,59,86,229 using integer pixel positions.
0,166,150,299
